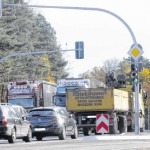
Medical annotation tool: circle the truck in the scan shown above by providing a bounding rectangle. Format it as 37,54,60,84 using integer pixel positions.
66,87,146,135
53,78,104,107
7,80,57,111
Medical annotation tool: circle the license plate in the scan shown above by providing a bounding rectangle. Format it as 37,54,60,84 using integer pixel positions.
34,128,46,131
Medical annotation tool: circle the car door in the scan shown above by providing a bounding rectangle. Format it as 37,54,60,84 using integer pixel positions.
16,107,29,136
8,106,22,137
60,108,73,132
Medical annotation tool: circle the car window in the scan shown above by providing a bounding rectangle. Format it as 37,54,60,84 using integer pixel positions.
22,108,28,116
59,108,69,117
8,106,18,118
28,109,55,116
13,106,28,118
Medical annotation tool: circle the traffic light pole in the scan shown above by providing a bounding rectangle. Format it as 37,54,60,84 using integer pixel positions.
134,60,140,135
0,49,75,63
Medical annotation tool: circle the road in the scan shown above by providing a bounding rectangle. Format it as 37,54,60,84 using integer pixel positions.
1,132,150,150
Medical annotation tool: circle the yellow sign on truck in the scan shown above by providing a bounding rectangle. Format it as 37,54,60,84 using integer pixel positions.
67,88,129,112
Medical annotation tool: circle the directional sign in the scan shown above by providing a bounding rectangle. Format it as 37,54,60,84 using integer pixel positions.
75,41,84,59
128,44,143,60
96,114,109,133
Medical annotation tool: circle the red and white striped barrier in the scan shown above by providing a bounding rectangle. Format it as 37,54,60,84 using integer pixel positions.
96,114,109,133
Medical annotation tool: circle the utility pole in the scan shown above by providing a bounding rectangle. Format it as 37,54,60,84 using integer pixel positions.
128,44,144,135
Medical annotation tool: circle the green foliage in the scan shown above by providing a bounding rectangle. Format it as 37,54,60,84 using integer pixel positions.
0,0,68,82
0,0,68,102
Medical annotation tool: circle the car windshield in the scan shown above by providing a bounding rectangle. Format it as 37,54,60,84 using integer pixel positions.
54,96,66,107
57,87,66,93
28,109,56,117
8,98,35,108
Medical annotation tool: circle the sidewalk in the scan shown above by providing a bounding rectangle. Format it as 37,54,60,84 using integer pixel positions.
82,130,150,141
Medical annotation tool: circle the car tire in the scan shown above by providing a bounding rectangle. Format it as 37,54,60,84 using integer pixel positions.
36,136,43,141
83,128,92,136
59,126,66,140
23,127,32,142
71,124,78,139
8,128,16,143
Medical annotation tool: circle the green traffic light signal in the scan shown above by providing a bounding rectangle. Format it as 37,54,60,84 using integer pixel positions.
130,64,138,85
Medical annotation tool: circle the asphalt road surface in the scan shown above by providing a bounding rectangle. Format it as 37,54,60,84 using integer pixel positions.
1,132,150,150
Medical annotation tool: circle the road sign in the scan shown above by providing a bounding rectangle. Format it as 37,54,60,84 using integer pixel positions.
75,41,84,59
96,114,109,133
128,44,143,60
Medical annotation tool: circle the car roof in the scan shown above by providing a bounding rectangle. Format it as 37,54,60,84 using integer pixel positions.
29,106,66,112
0,103,12,106
11,105,24,109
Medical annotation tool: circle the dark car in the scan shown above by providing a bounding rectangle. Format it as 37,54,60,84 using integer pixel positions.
0,103,32,143
27,106,78,140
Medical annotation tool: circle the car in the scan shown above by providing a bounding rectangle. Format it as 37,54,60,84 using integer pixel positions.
0,103,32,143
27,106,78,140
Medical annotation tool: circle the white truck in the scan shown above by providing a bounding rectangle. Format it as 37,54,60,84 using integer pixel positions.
53,78,104,107
7,80,57,111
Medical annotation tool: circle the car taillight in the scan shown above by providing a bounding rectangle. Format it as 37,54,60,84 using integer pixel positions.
2,116,8,125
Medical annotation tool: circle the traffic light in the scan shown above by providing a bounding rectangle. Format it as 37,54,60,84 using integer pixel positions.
75,41,84,59
130,64,138,84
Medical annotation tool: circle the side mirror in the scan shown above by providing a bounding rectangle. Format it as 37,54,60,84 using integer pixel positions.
22,116,27,120
52,95,56,105
39,98,44,106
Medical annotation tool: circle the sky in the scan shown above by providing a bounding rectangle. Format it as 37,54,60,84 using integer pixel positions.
27,0,150,77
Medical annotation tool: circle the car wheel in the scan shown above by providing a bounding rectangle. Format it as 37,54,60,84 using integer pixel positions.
59,126,66,140
36,136,43,141
23,127,32,142
8,128,16,143
71,124,78,139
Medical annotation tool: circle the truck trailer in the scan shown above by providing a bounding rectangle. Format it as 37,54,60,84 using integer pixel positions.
66,87,146,135
7,80,57,111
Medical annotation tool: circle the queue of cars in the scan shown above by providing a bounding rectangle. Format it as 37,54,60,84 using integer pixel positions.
0,103,78,143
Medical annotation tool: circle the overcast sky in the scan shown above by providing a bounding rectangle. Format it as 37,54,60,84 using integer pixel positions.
28,0,150,77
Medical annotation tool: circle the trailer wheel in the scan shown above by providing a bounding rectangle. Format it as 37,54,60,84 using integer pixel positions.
83,128,91,136
119,116,127,133
140,127,144,132
36,136,43,141
128,120,134,132
109,117,118,134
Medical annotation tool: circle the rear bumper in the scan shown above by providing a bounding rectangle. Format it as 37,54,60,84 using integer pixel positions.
31,126,62,137
0,125,10,138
